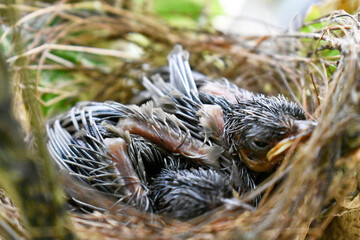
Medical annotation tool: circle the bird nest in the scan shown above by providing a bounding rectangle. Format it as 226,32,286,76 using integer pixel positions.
1,2,360,239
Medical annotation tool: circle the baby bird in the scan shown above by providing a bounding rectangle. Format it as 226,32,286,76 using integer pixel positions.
151,168,235,220
46,45,316,220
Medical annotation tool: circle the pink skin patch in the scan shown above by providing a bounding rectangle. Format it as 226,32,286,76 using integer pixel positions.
199,82,253,103
117,118,219,167
104,138,141,195
200,104,225,137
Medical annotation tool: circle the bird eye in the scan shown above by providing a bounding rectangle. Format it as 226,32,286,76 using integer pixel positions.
253,141,269,149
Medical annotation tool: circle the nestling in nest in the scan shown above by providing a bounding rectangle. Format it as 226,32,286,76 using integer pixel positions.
46,45,316,220
1,2,360,239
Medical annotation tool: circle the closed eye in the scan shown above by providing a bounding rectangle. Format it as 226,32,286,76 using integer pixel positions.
253,141,269,148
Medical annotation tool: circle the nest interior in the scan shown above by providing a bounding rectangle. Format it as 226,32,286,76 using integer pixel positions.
0,1,360,239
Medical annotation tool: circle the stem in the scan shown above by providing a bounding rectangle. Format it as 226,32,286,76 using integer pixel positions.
0,1,76,239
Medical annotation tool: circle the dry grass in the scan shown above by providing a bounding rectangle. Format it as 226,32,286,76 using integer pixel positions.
0,1,359,239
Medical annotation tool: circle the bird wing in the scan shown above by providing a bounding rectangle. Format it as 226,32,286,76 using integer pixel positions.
46,101,152,212
104,100,222,167
143,46,228,169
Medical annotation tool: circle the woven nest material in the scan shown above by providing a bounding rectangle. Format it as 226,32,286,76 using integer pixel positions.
0,2,360,239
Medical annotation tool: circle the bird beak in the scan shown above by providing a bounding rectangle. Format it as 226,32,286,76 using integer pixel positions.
266,120,317,162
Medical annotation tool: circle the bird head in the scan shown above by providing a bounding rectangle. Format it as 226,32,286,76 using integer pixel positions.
224,95,316,172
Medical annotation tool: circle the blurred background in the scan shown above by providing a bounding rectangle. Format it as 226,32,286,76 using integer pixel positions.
215,0,321,34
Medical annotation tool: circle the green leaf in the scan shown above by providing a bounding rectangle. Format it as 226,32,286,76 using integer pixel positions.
304,5,321,22
51,50,81,64
41,69,72,83
301,22,324,33
153,0,222,27
321,49,340,58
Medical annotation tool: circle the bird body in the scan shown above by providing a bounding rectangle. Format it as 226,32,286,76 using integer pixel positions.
151,168,234,220
46,45,315,220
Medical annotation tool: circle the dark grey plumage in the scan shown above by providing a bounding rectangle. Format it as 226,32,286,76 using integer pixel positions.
223,95,315,172
151,168,234,220
224,95,306,147
46,102,153,211
46,45,315,220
